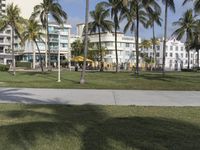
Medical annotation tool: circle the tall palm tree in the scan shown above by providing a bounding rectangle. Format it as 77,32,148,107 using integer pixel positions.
21,19,44,72
0,3,24,75
146,11,162,68
80,0,89,84
89,3,114,72
172,9,198,69
120,1,147,72
100,0,123,73
121,0,160,75
31,0,67,69
162,0,175,75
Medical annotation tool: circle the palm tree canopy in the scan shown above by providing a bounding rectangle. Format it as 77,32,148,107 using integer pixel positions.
0,3,25,40
146,11,162,28
100,0,123,30
162,0,176,13
183,0,200,13
120,1,147,33
31,0,67,28
21,19,44,45
89,3,114,33
140,39,152,49
172,9,198,41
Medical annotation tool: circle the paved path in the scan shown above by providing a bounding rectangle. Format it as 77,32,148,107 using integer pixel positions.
0,88,200,106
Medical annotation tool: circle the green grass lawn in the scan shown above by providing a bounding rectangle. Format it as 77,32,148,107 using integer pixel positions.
0,104,199,150
0,71,200,90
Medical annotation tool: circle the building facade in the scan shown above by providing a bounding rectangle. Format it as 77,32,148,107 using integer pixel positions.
141,38,199,71
16,22,72,66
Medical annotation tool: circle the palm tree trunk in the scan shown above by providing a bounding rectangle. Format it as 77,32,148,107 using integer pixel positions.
46,13,51,70
34,39,44,72
152,22,156,69
32,41,36,69
135,3,139,75
162,0,168,75
197,49,200,69
11,27,16,76
80,0,89,84
45,15,48,68
114,16,119,73
98,26,103,72
187,50,190,69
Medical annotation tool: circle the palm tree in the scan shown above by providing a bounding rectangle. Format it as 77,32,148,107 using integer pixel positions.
0,3,24,75
80,0,89,84
31,0,67,69
172,9,198,69
100,0,123,72
183,0,200,12
162,0,175,75
121,0,160,75
146,11,162,68
89,3,114,71
21,19,44,72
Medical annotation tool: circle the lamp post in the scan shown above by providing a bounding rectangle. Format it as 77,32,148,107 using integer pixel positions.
58,28,61,82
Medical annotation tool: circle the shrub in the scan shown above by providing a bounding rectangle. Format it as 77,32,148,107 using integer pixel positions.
16,61,31,68
0,64,9,72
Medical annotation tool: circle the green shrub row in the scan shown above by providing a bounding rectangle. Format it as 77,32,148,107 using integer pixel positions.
16,61,31,68
0,64,9,71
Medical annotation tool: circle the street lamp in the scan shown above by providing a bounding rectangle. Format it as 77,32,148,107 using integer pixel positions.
58,28,61,82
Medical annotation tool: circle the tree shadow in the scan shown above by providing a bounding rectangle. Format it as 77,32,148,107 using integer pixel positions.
82,117,200,150
0,89,63,104
0,105,200,150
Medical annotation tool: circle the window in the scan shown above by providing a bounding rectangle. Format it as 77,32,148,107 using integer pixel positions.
170,46,173,51
181,53,183,58
176,46,179,51
157,46,160,51
126,43,130,47
166,46,168,51
186,53,188,58
175,53,179,59
170,53,173,57
181,47,184,51
185,60,188,64
165,52,168,57
156,53,160,57
191,54,193,58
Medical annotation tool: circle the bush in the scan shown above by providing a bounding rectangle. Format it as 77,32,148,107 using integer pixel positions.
0,64,9,72
16,61,31,68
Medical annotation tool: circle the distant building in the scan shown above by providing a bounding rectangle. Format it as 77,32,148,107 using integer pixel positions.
76,24,140,69
141,38,199,71
0,0,6,15
6,0,42,19
16,22,72,66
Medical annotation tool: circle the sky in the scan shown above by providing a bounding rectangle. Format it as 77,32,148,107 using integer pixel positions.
59,0,194,40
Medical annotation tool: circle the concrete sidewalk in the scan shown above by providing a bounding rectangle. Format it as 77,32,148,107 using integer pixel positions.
0,88,200,106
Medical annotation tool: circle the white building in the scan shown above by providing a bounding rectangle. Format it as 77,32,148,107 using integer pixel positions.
142,38,199,71
6,0,42,19
76,24,140,69
16,22,72,65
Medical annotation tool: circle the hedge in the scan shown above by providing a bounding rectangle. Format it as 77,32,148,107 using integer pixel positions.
0,64,9,72
16,61,31,68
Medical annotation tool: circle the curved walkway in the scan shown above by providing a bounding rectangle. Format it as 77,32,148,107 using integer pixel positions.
0,88,200,106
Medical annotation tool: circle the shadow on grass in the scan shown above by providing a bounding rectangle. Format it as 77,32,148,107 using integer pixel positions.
0,105,200,150
0,89,63,104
